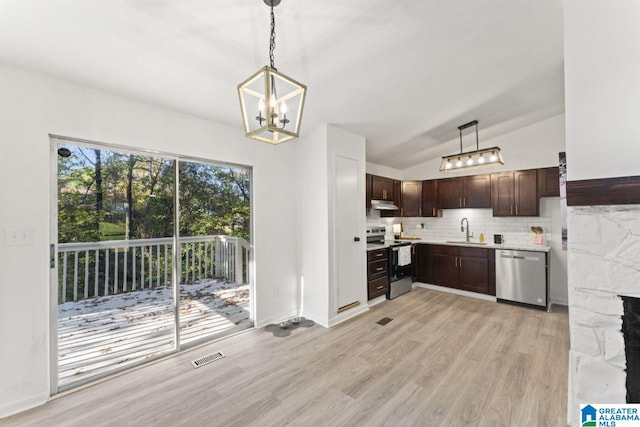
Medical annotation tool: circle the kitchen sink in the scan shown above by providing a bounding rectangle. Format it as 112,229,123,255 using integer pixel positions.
445,241,489,245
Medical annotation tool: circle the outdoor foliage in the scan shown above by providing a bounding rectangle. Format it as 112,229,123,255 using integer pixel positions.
57,146,251,243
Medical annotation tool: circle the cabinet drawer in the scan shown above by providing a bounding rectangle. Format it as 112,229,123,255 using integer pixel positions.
368,259,388,278
429,244,458,256
459,247,489,258
368,276,388,299
367,248,388,262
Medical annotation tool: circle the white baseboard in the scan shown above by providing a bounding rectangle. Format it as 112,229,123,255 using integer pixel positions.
328,304,369,327
254,311,298,328
367,295,387,307
415,283,497,302
0,390,49,420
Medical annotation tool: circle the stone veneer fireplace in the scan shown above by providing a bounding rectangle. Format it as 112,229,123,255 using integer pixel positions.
568,205,640,419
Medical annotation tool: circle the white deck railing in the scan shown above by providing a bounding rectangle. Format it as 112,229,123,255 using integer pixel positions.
57,235,250,303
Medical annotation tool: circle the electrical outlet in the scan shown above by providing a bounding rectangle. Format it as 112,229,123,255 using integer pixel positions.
4,226,33,246
273,287,280,297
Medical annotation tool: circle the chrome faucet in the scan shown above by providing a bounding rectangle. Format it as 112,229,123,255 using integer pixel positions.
461,217,472,242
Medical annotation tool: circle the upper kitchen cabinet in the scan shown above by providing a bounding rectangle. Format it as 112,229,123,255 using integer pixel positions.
380,179,402,218
421,179,440,217
491,169,538,216
437,174,491,209
371,175,394,201
538,167,560,197
366,173,372,211
400,181,422,217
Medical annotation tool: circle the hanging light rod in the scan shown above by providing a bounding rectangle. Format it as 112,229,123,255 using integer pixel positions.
237,0,307,145
439,120,504,173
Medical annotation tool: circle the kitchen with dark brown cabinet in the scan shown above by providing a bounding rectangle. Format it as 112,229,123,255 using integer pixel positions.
366,162,563,308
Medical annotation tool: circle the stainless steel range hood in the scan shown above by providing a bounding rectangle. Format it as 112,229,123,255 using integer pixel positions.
371,200,399,210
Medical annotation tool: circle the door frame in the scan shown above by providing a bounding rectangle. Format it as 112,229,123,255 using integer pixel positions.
49,134,255,394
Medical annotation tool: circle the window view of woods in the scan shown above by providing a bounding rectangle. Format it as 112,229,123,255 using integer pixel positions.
57,146,250,243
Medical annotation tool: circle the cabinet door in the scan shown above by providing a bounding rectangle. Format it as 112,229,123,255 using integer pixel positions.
491,172,515,217
421,180,439,217
514,170,538,216
429,245,459,288
464,174,491,208
458,248,489,294
401,181,422,217
381,179,402,217
371,175,394,201
415,244,430,282
538,167,560,197
438,178,463,209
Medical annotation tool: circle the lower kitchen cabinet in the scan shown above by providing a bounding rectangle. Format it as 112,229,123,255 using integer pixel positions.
414,244,430,282
417,244,495,295
367,248,389,299
458,247,491,294
430,245,459,288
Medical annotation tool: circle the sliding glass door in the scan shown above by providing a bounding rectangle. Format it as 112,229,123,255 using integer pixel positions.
52,137,252,391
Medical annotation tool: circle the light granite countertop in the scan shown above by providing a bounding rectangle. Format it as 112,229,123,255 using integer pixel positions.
367,239,550,252
416,240,551,252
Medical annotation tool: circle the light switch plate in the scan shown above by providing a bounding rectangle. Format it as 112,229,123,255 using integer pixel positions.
4,226,33,246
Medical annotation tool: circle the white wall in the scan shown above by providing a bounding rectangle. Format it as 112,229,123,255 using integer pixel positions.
296,125,330,325
0,64,299,418
297,125,368,327
365,162,402,180
401,113,566,180
564,2,640,425
326,125,367,326
564,0,640,181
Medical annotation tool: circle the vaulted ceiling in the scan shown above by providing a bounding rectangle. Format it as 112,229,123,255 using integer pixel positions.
0,0,565,169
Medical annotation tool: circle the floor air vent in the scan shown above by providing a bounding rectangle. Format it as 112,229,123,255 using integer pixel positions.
191,351,225,368
377,317,393,326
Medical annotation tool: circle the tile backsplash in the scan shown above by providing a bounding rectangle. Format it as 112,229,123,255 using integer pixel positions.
367,208,553,246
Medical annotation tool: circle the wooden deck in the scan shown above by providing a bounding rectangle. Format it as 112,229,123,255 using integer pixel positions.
57,280,251,388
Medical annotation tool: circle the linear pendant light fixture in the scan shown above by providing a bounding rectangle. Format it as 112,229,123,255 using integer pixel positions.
439,120,504,173
237,0,307,145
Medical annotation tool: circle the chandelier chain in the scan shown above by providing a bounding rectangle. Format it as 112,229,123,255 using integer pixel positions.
269,3,276,69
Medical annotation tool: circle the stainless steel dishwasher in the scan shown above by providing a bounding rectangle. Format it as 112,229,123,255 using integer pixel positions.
496,249,548,310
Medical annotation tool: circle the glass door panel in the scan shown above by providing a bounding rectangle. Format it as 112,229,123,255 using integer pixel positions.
177,160,252,346
55,141,176,389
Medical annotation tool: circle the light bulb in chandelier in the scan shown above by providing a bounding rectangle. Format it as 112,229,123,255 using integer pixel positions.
256,98,266,125
279,101,289,127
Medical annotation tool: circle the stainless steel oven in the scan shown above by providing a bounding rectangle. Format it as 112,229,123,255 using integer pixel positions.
366,226,413,300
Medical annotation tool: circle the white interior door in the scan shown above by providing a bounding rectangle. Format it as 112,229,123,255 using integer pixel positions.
335,155,363,309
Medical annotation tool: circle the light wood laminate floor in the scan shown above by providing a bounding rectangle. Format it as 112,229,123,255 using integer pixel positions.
4,288,569,427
